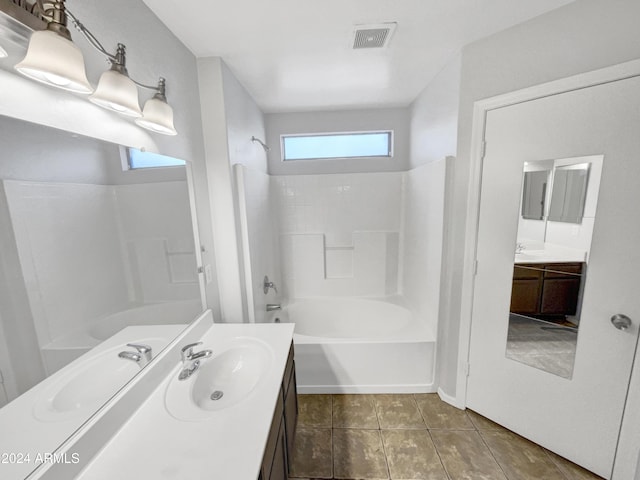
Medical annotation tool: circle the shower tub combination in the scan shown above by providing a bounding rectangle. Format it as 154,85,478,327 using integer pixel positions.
274,297,436,394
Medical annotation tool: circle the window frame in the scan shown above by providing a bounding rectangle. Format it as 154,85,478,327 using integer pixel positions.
280,130,394,162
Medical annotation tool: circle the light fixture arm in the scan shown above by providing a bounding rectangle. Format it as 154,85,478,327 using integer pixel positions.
64,8,118,63
132,77,168,101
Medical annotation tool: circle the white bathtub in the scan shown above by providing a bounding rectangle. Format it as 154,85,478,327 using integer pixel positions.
279,297,436,394
41,300,202,374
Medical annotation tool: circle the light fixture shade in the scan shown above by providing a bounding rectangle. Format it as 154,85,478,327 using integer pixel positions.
89,69,142,117
135,97,177,135
15,30,93,94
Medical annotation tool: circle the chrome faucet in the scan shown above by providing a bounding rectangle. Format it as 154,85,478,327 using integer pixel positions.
178,342,212,381
266,303,282,312
118,343,152,368
516,242,525,254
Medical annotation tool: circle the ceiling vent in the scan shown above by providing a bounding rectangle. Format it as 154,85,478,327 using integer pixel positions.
352,22,397,49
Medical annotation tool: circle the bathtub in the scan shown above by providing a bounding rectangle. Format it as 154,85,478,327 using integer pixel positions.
40,299,202,374
277,297,436,394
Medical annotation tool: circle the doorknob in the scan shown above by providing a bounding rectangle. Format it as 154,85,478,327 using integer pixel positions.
611,314,632,331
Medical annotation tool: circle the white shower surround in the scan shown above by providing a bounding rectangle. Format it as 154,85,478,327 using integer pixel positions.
237,164,446,392
278,297,435,393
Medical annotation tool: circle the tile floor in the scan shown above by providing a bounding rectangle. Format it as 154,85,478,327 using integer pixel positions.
288,394,602,480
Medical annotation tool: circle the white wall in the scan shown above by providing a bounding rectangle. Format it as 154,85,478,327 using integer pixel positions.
115,182,199,304
441,0,640,401
401,160,447,335
273,172,402,298
409,56,461,169
4,181,130,349
265,108,410,175
0,183,46,397
197,58,268,323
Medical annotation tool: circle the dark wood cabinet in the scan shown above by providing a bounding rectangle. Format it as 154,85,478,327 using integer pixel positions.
510,262,583,318
259,343,297,480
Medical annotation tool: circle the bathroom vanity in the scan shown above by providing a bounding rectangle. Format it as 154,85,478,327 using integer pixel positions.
74,322,297,480
510,261,584,318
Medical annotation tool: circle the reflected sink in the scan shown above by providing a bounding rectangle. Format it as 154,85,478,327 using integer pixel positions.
515,251,545,261
165,337,273,421
34,338,165,422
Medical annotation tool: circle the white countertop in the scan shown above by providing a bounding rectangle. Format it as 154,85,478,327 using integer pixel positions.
75,323,295,480
514,244,586,264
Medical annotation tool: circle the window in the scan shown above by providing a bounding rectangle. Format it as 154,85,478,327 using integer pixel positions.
126,147,186,169
281,131,393,161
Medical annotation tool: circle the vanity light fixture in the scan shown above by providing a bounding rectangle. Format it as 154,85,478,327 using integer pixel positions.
14,0,92,93
13,0,177,135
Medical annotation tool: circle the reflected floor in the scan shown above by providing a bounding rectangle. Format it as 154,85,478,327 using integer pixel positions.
506,313,578,379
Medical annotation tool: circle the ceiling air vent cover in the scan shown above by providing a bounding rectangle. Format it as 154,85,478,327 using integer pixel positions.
352,23,397,49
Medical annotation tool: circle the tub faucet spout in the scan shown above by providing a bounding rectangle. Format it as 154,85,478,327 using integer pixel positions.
266,303,282,312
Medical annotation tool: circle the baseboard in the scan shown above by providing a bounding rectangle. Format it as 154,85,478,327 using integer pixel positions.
437,386,465,409
297,383,436,394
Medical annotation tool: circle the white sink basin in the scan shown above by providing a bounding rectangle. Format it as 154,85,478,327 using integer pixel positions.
515,251,546,261
34,338,165,422
165,337,273,421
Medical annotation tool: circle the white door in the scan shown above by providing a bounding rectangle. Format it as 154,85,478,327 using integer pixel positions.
467,76,640,478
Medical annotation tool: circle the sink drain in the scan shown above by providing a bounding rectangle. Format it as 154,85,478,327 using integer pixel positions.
210,390,224,401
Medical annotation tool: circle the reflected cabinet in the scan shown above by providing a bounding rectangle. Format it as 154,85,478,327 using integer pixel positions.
511,263,583,319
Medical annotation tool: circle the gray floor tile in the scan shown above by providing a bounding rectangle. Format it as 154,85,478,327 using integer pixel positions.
333,429,389,479
299,394,332,428
374,394,426,429
431,430,507,480
333,394,379,429
289,427,333,479
381,429,447,479
414,393,474,430
480,429,565,480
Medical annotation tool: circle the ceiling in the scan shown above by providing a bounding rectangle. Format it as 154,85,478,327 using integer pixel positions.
142,0,574,113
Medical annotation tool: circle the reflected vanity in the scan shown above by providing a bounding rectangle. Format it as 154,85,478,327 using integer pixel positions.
0,115,205,478
506,157,601,379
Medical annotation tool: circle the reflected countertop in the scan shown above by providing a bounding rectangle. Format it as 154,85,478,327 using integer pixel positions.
0,324,184,480
515,244,587,264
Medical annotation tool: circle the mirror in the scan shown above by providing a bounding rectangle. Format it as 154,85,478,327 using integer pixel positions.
548,163,590,224
0,115,204,476
521,170,550,220
506,156,602,379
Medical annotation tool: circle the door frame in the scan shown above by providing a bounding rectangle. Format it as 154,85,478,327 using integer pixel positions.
455,58,640,471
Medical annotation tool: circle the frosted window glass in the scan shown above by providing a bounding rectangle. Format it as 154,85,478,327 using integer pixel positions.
128,148,186,169
282,131,392,161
